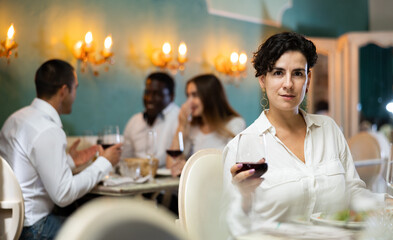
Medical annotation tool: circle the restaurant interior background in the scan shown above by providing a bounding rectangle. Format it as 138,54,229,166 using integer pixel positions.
1,0,393,138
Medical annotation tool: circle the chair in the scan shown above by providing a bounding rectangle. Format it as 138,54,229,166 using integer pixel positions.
0,155,24,240
386,145,393,196
178,149,229,240
56,197,188,240
347,131,389,192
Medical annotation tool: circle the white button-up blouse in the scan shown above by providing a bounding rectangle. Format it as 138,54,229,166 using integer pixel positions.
222,110,386,237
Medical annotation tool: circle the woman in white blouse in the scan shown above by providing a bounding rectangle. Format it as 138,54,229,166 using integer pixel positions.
167,74,246,176
223,32,390,236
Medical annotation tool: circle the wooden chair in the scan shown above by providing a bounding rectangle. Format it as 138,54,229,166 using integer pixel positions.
0,155,24,240
178,149,229,240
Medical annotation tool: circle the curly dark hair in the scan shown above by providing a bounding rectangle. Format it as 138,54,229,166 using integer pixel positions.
252,32,318,77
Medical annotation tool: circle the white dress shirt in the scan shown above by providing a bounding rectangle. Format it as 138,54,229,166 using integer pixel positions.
222,110,386,237
186,116,246,157
121,102,180,167
0,98,112,226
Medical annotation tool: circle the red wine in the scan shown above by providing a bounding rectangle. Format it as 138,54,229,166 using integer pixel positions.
102,144,114,150
236,162,268,178
166,149,183,158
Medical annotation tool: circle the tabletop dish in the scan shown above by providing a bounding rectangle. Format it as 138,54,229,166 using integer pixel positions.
310,212,365,229
156,167,171,176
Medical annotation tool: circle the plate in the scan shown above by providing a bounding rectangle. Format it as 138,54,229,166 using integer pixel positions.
156,168,171,176
310,212,365,229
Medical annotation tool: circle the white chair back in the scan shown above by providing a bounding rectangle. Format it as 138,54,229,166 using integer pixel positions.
0,155,24,240
387,144,393,195
178,149,229,240
348,131,389,192
56,197,188,240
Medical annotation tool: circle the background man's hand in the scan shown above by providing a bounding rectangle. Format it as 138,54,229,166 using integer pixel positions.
100,143,123,166
69,139,99,167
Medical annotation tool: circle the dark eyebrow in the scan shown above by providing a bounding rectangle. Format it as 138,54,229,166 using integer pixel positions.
271,67,306,72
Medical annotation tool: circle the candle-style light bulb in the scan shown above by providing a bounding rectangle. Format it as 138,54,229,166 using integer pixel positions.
5,24,15,49
73,41,83,58
230,52,239,64
103,35,113,57
178,42,187,56
162,42,171,55
7,24,14,40
104,36,112,49
162,42,172,63
239,53,247,65
178,42,187,63
84,31,93,50
238,52,247,71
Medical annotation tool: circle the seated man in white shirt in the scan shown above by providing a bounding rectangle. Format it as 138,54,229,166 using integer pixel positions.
122,72,180,167
0,59,122,239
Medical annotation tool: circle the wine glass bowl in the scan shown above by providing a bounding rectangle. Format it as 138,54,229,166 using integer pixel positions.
236,133,268,177
98,125,121,149
145,130,158,180
235,132,269,228
166,132,184,160
236,162,268,178
145,130,157,159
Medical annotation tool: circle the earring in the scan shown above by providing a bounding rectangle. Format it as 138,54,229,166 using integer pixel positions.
260,89,269,110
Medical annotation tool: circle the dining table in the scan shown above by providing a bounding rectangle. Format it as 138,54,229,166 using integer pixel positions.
90,176,179,197
89,173,179,208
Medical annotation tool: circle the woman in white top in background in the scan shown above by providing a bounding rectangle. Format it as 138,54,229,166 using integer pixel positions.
223,32,392,237
167,74,246,177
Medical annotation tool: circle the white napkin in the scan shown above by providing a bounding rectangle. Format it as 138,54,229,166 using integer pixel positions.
254,222,354,240
102,174,150,186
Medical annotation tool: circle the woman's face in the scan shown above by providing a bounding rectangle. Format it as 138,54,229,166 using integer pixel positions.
186,82,204,117
259,50,310,113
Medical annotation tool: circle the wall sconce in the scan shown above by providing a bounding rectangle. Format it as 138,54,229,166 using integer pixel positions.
214,51,247,78
73,31,114,76
151,42,187,72
0,24,18,63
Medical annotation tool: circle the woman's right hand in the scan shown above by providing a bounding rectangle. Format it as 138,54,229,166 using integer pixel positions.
170,158,186,177
231,159,265,213
230,159,265,197
178,100,191,127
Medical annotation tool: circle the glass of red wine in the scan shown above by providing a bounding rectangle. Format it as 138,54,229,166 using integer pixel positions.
98,125,121,149
166,131,184,161
235,132,268,223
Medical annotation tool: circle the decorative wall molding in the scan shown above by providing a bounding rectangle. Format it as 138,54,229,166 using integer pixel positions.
205,0,292,27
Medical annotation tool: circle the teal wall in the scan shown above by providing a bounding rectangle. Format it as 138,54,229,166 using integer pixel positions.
0,0,369,135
